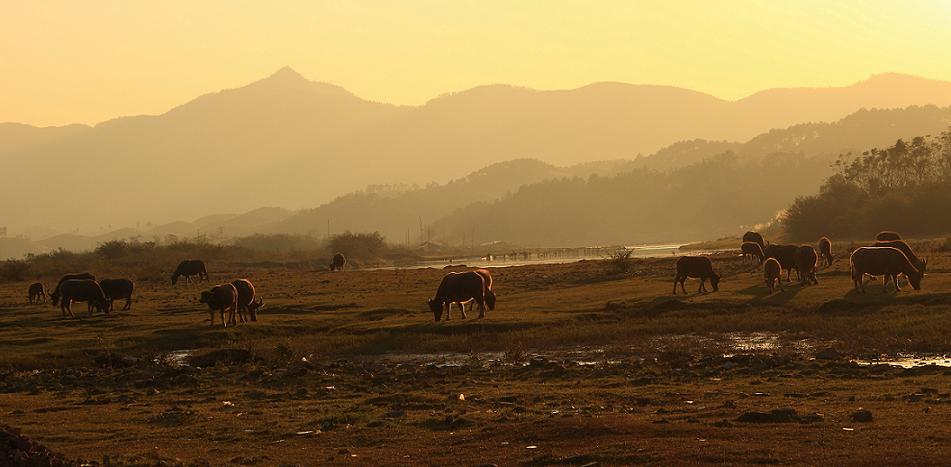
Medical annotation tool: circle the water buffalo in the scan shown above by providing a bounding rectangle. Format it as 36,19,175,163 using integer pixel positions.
461,268,497,312
764,258,784,293
850,246,922,293
50,273,96,306
428,271,486,321
872,240,927,275
740,242,765,264
99,278,135,311
172,260,208,285
58,279,109,318
742,231,767,250
28,282,46,304
673,256,720,295
330,253,347,272
875,231,902,241
794,246,819,285
199,283,238,327
232,279,264,323
818,237,834,267
764,244,799,282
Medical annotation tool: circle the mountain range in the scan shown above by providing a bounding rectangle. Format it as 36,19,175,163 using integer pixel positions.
5,68,951,239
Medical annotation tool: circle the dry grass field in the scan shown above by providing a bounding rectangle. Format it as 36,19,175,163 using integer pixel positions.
3,246,951,465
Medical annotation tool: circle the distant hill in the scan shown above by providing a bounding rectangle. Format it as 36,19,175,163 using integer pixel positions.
431,106,951,246
5,68,951,234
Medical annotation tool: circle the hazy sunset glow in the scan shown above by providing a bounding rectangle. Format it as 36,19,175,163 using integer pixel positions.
3,0,951,126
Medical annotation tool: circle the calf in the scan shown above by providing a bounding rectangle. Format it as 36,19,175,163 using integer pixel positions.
199,283,238,327
875,231,902,241
28,282,46,304
764,258,784,293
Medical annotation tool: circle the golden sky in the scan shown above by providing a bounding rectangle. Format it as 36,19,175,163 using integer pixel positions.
3,0,951,126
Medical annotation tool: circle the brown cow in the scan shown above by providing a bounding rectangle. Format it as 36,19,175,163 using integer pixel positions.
461,268,497,312
58,279,109,318
28,282,46,304
818,237,834,267
428,271,486,321
872,240,927,276
330,253,347,272
199,283,238,327
794,246,819,285
742,231,767,250
50,272,96,306
875,231,902,241
764,244,799,282
172,260,208,285
673,256,720,295
98,278,134,311
740,242,765,264
850,246,921,293
232,279,264,324
764,258,784,293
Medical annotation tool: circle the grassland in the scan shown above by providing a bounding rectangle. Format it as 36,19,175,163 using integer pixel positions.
2,246,951,465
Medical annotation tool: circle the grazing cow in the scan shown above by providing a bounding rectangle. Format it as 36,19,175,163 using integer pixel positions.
171,260,208,285
794,246,819,285
672,256,720,295
764,244,800,282
742,231,767,250
850,246,921,293
740,242,765,264
58,279,109,318
330,253,347,271
461,268,497,312
28,282,46,304
875,231,902,241
764,258,784,293
98,278,135,311
872,240,927,276
50,273,96,306
818,237,834,267
232,279,264,323
428,271,486,321
199,283,238,327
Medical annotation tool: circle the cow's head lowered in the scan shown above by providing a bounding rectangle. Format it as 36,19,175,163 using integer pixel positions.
428,298,443,321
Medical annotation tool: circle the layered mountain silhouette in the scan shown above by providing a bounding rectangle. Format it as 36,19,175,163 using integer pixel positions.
4,67,951,238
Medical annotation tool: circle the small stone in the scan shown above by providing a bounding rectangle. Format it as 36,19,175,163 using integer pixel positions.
851,409,873,423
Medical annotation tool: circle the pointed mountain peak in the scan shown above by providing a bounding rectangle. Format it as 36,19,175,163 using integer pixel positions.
265,66,308,83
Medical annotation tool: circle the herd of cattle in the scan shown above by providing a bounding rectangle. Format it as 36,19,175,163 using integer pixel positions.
674,230,928,295
22,233,933,324
27,260,262,326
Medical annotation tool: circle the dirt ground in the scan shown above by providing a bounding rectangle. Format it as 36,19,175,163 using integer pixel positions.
2,248,951,465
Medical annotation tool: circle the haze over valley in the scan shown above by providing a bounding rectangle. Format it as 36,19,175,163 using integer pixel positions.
4,69,951,256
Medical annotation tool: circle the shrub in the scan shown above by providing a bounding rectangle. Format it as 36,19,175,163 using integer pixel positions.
0,259,31,282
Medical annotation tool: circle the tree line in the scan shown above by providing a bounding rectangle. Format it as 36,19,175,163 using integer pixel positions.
784,128,951,240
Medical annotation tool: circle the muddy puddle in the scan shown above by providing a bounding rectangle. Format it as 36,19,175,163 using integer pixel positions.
851,355,951,369
372,332,821,368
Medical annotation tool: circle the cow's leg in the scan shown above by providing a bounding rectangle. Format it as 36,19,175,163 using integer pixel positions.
124,297,131,311
208,310,215,326
778,278,785,292
478,298,486,319
672,276,679,295
680,277,688,294
698,277,706,294
65,299,74,318
893,274,902,292
459,302,468,320
444,303,451,321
